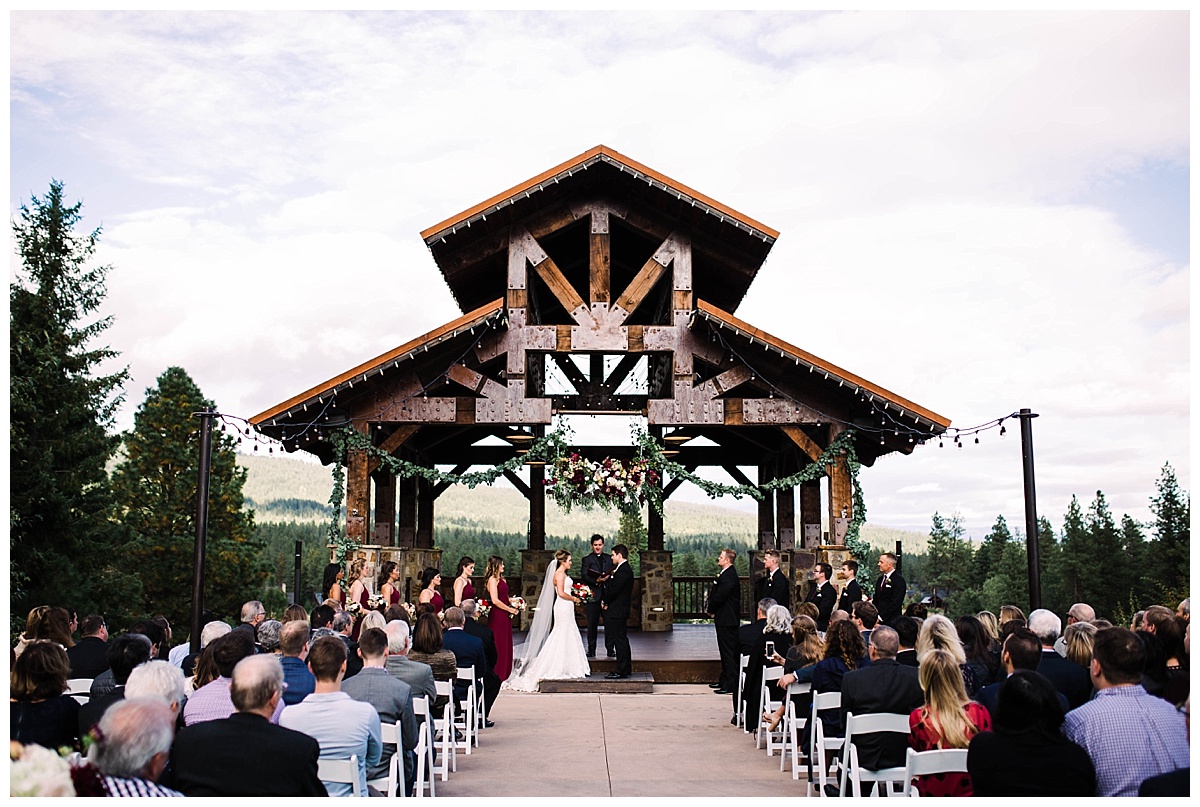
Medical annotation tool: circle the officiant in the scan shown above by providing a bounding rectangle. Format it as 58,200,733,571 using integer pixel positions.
581,534,615,659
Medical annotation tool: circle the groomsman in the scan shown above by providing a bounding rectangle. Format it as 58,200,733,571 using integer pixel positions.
806,563,837,632
581,534,615,658
755,550,790,609
837,560,864,614
873,552,906,627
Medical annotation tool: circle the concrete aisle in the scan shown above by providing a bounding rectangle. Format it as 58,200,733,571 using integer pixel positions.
434,685,811,798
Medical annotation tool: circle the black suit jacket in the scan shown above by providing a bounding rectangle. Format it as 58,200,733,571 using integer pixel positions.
167,712,326,797
1038,650,1093,710
79,687,124,739
603,561,633,621
66,636,109,680
806,581,836,631
581,552,613,598
708,566,741,626
462,619,497,674
838,579,864,615
840,659,924,771
756,569,790,609
873,571,906,626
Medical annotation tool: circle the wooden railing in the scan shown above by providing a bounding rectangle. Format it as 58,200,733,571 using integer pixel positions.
672,576,753,620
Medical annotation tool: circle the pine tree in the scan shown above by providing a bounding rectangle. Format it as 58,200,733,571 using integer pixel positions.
1118,515,1152,614
971,515,1012,589
10,180,139,629
113,367,266,635
927,511,971,606
1036,515,1066,614
1149,462,1190,595
1059,496,1088,605
1084,491,1123,619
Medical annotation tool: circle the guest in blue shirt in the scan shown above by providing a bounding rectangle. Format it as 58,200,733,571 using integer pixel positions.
278,621,316,706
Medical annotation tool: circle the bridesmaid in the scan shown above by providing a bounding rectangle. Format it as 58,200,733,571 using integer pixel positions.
377,561,401,608
453,556,476,606
485,555,518,681
418,567,444,612
348,558,371,639
322,562,346,608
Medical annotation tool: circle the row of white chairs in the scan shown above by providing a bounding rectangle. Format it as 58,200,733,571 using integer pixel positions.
67,677,92,706
736,657,969,797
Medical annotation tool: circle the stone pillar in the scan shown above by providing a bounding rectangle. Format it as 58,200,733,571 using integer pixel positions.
397,547,444,605
518,548,556,633
798,546,854,604
639,550,672,632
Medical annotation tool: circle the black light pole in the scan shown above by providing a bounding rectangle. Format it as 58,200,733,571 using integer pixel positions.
190,409,216,653
1017,408,1042,611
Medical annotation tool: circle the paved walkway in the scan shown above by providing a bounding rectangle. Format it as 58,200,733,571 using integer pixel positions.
435,684,812,798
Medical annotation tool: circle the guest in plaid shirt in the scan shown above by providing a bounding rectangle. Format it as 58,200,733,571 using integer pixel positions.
1062,627,1189,796
91,698,183,797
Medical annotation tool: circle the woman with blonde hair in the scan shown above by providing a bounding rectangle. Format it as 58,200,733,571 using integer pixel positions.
1063,621,1098,669
485,555,516,680
917,613,979,696
998,604,1025,625
360,609,387,634
909,648,992,796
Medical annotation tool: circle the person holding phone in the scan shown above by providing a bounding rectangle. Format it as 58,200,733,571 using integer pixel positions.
741,603,793,733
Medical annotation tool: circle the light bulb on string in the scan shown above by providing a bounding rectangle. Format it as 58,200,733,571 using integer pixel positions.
1000,425,1006,437
975,436,979,444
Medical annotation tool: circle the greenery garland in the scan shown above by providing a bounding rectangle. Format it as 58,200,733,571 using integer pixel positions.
323,422,870,567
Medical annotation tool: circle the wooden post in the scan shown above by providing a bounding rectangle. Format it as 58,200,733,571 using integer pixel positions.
776,477,796,551
758,463,776,549
799,478,822,549
528,464,546,551
828,427,852,545
372,472,396,546
397,474,417,549
416,476,435,549
345,424,371,543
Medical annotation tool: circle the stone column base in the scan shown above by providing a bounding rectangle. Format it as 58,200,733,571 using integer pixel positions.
331,544,442,605
639,550,673,631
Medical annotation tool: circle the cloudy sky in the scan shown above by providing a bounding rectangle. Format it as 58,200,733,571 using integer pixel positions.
10,11,1189,537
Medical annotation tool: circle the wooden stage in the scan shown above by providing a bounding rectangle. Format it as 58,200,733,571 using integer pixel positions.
515,623,722,685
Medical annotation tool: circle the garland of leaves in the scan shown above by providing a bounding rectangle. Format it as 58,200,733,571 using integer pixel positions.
323,422,870,567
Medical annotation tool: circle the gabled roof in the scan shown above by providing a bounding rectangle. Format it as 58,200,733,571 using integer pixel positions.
695,300,951,432
249,300,504,427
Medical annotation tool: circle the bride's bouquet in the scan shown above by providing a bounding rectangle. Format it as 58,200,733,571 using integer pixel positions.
509,596,526,612
572,582,595,604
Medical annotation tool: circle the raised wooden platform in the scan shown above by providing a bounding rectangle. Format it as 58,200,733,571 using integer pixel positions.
513,624,723,685
538,671,654,693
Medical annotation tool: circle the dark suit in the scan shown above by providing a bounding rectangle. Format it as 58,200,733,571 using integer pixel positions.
1038,649,1093,710
167,711,326,797
708,565,741,691
839,658,924,771
603,560,633,677
895,649,918,668
442,627,488,705
66,636,109,680
581,551,614,656
838,579,864,615
873,571,905,626
976,677,1067,717
79,686,124,739
340,635,363,679
756,568,790,609
463,619,501,717
806,580,836,631
740,621,792,722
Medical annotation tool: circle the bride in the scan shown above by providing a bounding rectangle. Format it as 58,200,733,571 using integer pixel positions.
503,549,591,692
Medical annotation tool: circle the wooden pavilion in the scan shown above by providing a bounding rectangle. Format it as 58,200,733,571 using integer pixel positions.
250,145,950,629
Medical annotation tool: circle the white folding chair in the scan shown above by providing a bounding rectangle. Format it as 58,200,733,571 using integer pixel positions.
808,691,843,797
755,666,785,751
318,754,362,797
839,711,912,797
431,680,457,780
411,696,434,797
454,666,476,753
66,678,92,705
735,653,751,729
902,747,969,797
474,675,487,736
366,723,401,797
782,680,812,778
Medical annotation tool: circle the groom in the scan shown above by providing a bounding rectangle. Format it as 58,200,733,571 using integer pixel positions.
602,544,633,680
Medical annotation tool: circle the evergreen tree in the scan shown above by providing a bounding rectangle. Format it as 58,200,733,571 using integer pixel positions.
1084,491,1123,619
1036,515,1066,614
10,180,139,629
927,511,972,607
1059,496,1088,605
971,515,1012,589
1149,462,1190,595
1118,515,1153,615
112,367,266,635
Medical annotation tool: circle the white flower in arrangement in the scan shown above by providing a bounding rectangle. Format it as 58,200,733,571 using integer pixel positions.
9,743,75,797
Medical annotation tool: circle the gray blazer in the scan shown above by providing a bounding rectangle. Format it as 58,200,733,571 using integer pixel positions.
340,667,418,780
385,654,437,713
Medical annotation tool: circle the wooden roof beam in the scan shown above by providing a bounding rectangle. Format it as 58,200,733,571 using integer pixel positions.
367,424,421,475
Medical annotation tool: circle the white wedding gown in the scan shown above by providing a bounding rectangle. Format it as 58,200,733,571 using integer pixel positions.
503,574,591,692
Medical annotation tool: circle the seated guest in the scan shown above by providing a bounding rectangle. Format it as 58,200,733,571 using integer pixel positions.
762,614,823,731
125,660,188,724
805,620,868,786
384,620,436,708
742,601,791,729
168,655,325,796
66,614,110,680
908,648,991,796
828,609,850,627
279,621,316,706
441,606,488,710
79,633,153,740
999,604,1025,624
1063,621,1097,669
183,630,281,726
383,603,410,624
1139,696,1190,796
181,619,229,677
332,611,363,679
917,614,979,697
281,636,381,797
841,626,924,781
1177,598,1190,622
1053,602,1096,656
956,614,1001,685
310,604,335,631
1063,626,1189,796
89,698,182,796
1028,608,1092,709
1162,619,1189,707
280,603,309,625
341,628,419,796
11,641,81,750
13,606,74,660
968,670,1096,796
893,616,919,668
975,628,1068,715
406,612,458,716
256,619,283,655
851,601,878,645
461,599,501,723
793,601,820,624
233,600,266,639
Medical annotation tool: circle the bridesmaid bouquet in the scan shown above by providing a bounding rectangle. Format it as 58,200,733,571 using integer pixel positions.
475,600,493,621
572,583,595,603
367,595,387,610
346,602,364,616
401,602,417,620
510,596,527,612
